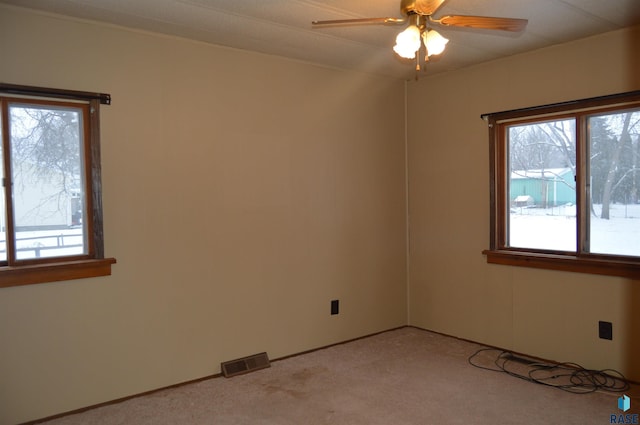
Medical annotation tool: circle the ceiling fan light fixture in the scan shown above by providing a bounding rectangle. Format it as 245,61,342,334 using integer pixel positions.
393,24,421,59
312,0,527,75
423,29,448,56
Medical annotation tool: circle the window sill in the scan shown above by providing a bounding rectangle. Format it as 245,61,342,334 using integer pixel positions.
0,258,116,288
483,250,640,279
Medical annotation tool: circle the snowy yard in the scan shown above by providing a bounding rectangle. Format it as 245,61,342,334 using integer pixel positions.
0,228,85,260
510,203,640,256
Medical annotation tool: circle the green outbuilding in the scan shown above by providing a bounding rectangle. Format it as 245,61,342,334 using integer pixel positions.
510,168,575,208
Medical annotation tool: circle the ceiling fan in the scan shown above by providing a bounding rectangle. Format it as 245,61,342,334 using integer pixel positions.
312,0,528,74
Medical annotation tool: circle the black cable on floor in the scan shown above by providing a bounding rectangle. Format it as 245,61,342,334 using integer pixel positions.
468,348,630,394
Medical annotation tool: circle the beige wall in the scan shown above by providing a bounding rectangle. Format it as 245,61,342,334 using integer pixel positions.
0,6,407,424
408,25,640,381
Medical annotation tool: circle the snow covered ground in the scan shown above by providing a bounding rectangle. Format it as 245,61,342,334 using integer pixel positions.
510,203,640,256
1,228,85,260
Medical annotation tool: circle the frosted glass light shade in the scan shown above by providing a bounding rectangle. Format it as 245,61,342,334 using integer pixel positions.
393,25,421,59
424,30,449,56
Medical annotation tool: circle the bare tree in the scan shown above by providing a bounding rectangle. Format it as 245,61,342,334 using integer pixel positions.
9,105,82,221
593,111,640,219
510,119,576,171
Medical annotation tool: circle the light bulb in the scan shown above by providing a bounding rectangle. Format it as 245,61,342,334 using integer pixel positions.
423,30,449,56
393,25,421,59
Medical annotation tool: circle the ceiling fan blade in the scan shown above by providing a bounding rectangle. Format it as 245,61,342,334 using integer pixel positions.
312,17,405,26
434,15,528,32
412,0,448,16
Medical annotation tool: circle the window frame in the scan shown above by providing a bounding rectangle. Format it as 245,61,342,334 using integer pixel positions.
483,90,640,278
0,84,115,288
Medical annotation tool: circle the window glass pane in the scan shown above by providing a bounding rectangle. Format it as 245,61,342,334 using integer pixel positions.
507,119,577,251
0,116,6,263
8,103,87,260
588,109,640,256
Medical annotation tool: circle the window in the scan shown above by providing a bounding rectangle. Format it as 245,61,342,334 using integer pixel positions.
483,90,640,278
0,84,115,287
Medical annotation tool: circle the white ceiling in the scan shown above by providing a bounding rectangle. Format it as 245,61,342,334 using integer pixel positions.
3,0,640,79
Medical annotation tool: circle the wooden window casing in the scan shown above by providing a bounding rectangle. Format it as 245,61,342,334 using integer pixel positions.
483,91,640,278
0,84,115,288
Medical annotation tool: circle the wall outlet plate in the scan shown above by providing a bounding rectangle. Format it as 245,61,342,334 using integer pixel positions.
598,321,612,340
331,299,339,315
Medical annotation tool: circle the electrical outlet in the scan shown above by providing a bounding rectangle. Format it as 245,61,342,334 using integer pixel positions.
599,321,612,340
331,299,339,315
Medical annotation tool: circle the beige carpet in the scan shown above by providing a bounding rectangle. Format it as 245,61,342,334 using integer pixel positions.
38,327,639,425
